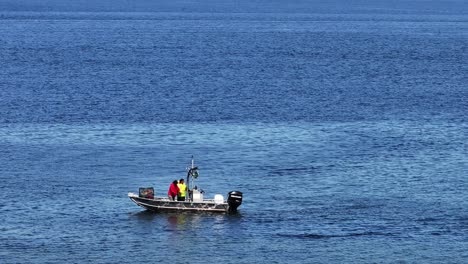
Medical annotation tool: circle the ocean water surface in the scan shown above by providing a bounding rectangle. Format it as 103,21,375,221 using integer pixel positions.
0,1,467,263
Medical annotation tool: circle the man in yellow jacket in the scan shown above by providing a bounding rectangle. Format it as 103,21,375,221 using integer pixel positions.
177,178,187,201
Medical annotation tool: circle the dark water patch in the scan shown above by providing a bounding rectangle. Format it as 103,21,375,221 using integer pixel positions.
343,199,387,210
457,216,468,229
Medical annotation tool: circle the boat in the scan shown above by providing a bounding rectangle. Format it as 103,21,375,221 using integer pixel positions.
128,157,243,213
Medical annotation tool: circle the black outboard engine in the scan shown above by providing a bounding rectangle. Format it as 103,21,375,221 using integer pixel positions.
227,191,243,212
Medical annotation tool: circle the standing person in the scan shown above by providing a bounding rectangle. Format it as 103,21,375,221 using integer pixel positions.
177,178,187,201
168,180,179,201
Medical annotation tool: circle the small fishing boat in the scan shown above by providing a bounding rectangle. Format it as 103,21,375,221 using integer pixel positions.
128,157,243,213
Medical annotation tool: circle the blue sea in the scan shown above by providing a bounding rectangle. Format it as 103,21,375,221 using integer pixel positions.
0,1,467,263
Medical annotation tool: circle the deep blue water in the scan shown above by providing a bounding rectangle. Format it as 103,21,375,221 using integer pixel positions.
0,1,467,263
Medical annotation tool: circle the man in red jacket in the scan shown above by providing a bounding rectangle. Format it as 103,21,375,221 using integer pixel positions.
167,180,179,201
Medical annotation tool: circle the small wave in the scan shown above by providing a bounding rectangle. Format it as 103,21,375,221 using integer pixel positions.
278,231,393,239
271,166,318,177
415,217,440,222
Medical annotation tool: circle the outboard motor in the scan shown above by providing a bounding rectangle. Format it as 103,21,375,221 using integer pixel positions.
227,191,243,212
